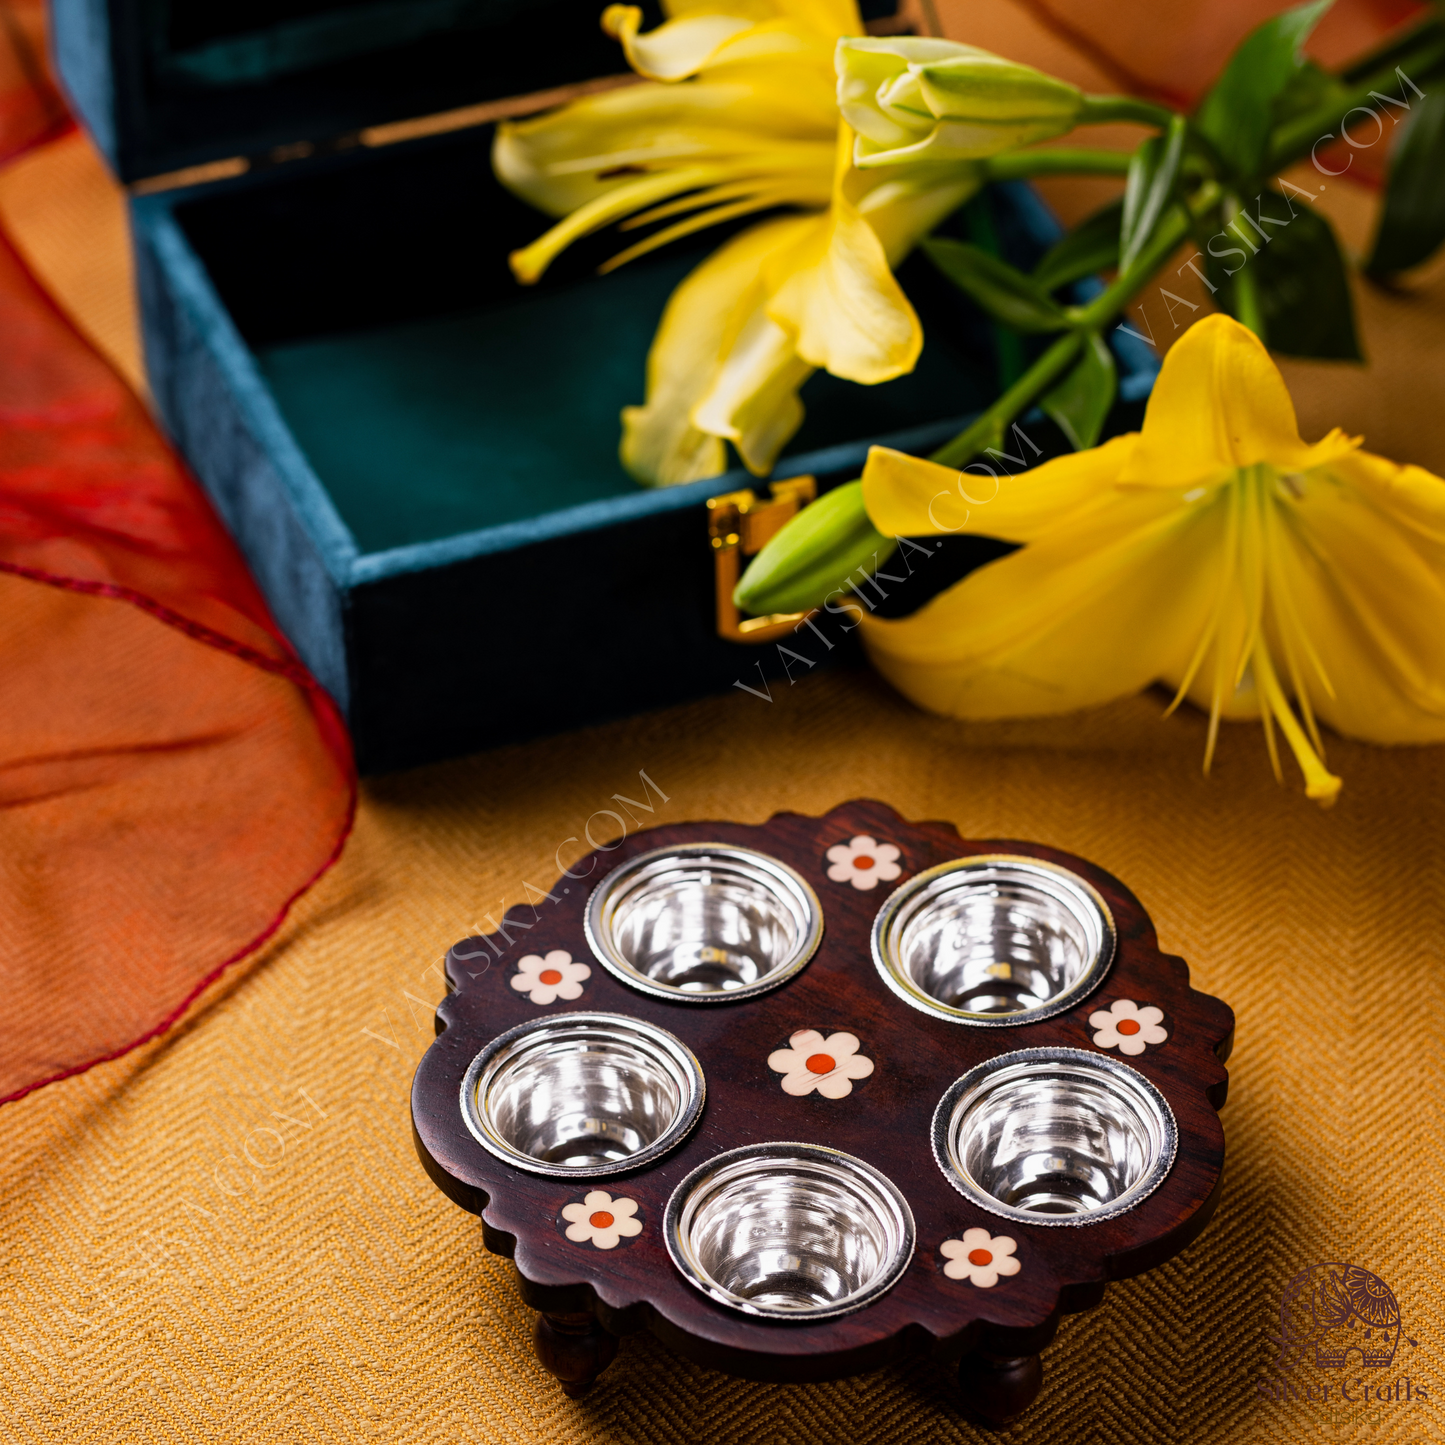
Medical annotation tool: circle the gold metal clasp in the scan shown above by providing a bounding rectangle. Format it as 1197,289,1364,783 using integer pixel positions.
707,476,817,643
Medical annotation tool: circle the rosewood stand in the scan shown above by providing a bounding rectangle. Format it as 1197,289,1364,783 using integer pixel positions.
411,801,1232,1423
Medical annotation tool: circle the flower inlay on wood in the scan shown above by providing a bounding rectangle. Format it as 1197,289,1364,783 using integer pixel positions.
561,1191,642,1250
1088,998,1167,1055
511,949,590,1005
767,1029,875,1099
940,1229,1021,1288
825,835,902,891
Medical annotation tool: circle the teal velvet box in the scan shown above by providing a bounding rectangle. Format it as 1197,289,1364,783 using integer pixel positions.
50,0,1156,772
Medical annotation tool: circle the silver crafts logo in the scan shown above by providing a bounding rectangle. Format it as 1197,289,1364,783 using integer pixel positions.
1259,1263,1426,1407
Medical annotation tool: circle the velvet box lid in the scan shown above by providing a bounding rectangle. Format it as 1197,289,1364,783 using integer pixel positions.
49,0,1157,773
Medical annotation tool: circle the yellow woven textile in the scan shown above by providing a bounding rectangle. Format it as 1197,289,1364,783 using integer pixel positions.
3,59,1445,1445
3,671,1442,1442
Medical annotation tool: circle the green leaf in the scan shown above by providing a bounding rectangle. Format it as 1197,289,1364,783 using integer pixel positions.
1032,201,1122,293
1195,0,1334,179
1208,193,1362,360
1367,87,1445,275
1040,333,1117,450
1268,59,1350,129
733,480,894,617
1121,114,1187,271
922,237,1069,332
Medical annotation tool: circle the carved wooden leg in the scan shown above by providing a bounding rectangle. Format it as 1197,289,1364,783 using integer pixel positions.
957,1350,1043,1427
532,1310,618,1399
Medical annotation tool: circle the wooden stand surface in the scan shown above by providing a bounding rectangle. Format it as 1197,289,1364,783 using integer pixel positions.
412,801,1233,1418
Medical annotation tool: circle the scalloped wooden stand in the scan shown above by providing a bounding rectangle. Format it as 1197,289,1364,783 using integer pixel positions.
411,801,1233,1425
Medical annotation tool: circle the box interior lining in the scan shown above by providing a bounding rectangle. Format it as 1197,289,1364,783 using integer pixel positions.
174,129,1049,553
113,0,660,178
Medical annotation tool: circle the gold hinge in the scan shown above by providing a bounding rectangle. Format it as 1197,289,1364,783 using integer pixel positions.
707,475,817,644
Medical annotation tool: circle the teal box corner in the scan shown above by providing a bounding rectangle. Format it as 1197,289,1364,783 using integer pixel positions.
52,0,1156,771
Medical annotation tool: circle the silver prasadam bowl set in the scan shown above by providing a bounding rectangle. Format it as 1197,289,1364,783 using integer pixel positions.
413,808,1230,1422
458,842,1175,1323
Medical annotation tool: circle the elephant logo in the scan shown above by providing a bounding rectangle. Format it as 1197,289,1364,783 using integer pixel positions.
1276,1264,1402,1370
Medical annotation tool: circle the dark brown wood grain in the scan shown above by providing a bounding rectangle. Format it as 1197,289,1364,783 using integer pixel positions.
959,1350,1045,1426
532,1311,618,1398
411,800,1233,1393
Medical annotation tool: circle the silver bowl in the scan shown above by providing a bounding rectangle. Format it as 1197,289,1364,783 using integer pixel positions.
932,1047,1177,1226
461,1013,704,1177
585,844,823,1003
871,854,1114,1026
664,1143,915,1320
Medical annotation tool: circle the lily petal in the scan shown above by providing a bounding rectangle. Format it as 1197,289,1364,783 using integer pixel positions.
622,214,816,483
690,296,815,476
862,435,1134,541
1282,466,1445,737
861,487,1221,717
494,82,837,221
1121,314,1359,487
765,128,922,383
602,5,755,81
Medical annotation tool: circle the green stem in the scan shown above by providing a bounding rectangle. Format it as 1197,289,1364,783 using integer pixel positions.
983,147,1133,181
927,180,1222,470
1221,193,1266,336
1076,180,1220,328
1266,29,1445,171
965,195,1027,388
1340,13,1442,84
928,331,1083,468
1078,94,1179,130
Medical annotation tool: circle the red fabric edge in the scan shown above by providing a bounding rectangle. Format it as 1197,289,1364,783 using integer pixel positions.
0,35,357,1105
1011,0,1195,108
0,561,358,1107
0,110,74,170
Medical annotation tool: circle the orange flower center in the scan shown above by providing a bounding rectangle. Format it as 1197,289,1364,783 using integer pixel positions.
1116,1018,1140,1036
806,1053,837,1074
967,1249,993,1267
853,855,875,869
589,1211,615,1229
539,968,563,985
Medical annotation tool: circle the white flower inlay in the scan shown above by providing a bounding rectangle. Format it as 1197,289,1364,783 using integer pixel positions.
940,1229,1021,1288
825,835,902,891
560,1190,642,1250
511,949,589,1005
1089,998,1167,1055
767,1029,875,1099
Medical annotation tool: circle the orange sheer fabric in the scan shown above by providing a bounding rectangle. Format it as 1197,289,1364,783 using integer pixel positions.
0,222,355,1102
932,0,1426,183
999,0,1426,106
0,8,353,1102
0,0,67,165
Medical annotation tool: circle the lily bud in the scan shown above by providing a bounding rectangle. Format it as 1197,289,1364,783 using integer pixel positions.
837,36,1085,168
734,479,896,616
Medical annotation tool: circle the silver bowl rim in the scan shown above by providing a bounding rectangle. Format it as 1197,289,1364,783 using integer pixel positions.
584,842,825,1004
459,1010,706,1179
930,1046,1178,1228
870,852,1116,1027
663,1140,917,1321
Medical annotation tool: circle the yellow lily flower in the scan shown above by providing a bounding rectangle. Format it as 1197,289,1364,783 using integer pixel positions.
858,314,1445,805
494,2,1017,484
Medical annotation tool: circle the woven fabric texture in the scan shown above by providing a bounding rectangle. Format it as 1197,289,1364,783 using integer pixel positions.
3,1,1444,1436
1,669,1441,1443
